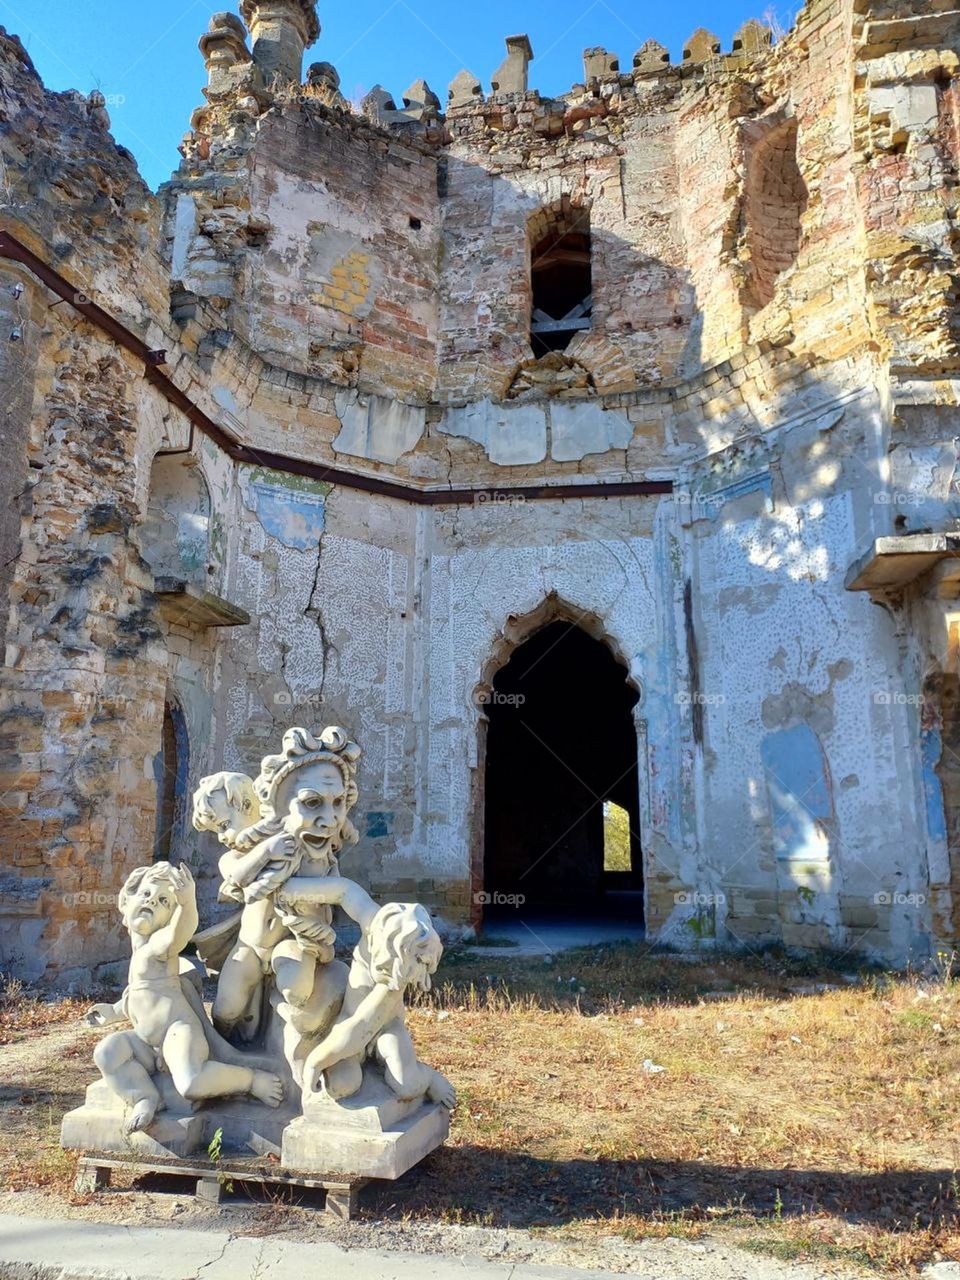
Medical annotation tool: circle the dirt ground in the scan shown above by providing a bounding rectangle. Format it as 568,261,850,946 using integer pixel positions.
1,943,959,1277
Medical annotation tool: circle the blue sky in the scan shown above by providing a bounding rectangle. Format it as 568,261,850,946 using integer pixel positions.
7,0,802,190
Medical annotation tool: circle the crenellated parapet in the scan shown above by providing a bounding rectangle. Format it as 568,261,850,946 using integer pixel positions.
305,61,348,111
443,21,776,132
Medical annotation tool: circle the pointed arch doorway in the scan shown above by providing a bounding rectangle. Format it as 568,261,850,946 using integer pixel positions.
478,612,644,929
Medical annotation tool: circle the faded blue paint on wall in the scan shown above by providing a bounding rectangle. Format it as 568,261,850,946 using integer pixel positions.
365,811,395,839
760,724,833,862
248,480,327,551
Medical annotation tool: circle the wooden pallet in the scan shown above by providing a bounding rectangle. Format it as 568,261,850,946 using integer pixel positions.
74,1155,368,1219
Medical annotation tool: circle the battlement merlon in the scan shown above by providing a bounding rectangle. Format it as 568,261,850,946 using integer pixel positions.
491,35,534,96
239,0,320,85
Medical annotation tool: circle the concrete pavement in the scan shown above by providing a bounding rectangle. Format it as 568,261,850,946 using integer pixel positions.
0,1211,871,1280
0,1214,616,1280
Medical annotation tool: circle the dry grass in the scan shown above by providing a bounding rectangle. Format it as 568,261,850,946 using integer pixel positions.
1,949,959,1273
392,943,960,1274
0,980,87,1045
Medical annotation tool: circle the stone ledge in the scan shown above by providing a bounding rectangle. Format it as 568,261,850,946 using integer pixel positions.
154,578,251,628
844,532,960,595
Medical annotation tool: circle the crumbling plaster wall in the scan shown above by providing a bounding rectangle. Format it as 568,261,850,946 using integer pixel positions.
168,103,441,403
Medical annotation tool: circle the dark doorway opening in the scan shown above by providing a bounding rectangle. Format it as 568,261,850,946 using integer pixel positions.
483,621,643,923
154,698,190,863
529,203,592,357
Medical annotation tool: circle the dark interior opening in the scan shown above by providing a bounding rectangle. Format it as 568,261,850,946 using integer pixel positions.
530,209,592,357
484,621,643,919
154,698,190,863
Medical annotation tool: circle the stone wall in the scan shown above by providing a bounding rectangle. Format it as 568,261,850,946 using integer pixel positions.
3,0,960,982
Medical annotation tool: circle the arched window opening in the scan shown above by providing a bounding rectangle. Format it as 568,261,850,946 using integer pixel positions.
744,120,807,311
142,453,212,586
529,201,592,357
154,697,190,863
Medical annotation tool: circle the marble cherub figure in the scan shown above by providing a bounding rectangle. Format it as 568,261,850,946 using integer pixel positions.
192,769,287,1040
277,875,455,1110
92,862,283,1133
200,728,362,1076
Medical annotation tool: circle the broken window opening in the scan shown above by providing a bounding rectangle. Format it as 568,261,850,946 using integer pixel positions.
529,202,592,357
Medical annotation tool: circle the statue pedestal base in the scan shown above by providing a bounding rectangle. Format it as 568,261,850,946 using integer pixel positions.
282,1076,450,1179
62,1074,449,1181
61,1081,205,1159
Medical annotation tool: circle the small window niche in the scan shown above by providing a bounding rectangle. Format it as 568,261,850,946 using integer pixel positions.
528,199,592,358
743,118,808,311
142,453,212,587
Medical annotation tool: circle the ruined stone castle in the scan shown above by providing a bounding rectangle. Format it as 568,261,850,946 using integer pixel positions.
0,0,957,985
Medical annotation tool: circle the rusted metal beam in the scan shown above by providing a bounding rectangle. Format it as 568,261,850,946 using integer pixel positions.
0,229,673,505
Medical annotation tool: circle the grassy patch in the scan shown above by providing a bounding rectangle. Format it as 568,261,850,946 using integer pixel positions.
395,943,960,1272
0,977,87,1045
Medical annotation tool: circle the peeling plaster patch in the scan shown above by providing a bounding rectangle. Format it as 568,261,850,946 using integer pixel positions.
241,466,330,551
887,442,960,530
333,391,426,464
698,471,774,521
438,400,547,466
761,724,833,864
307,227,382,319
550,401,632,462
815,407,845,433
761,680,836,737
170,193,196,282
921,706,948,846
142,456,211,583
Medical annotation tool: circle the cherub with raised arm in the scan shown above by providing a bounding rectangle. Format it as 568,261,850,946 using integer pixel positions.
192,771,288,1040
194,730,362,1074
277,875,456,1110
92,862,283,1134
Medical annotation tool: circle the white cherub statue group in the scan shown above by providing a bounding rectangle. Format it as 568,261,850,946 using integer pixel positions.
84,726,455,1138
